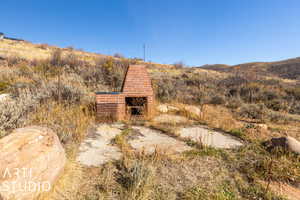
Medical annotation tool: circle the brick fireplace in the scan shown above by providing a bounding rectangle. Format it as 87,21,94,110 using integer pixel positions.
96,65,154,121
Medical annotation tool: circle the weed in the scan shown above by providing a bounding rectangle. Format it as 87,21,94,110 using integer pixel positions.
228,128,244,139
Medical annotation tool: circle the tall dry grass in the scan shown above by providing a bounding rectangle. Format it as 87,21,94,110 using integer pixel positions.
27,101,94,145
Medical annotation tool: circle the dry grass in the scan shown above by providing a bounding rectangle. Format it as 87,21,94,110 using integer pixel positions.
0,39,108,64
38,159,84,200
27,101,94,145
200,104,244,132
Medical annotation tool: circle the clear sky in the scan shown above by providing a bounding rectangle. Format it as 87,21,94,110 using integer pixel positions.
1,0,300,66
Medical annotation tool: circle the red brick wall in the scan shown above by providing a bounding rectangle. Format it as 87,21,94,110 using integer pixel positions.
122,65,154,95
96,65,155,121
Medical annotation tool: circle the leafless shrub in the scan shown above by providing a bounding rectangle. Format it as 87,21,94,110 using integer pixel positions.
114,53,124,58
173,61,185,68
6,56,26,67
209,95,225,105
0,88,49,135
50,49,63,67
238,103,266,120
116,160,154,200
46,80,84,103
37,43,49,50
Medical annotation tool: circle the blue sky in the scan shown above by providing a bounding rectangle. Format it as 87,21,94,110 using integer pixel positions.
1,0,300,66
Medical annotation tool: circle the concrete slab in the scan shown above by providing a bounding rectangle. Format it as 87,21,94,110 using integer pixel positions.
128,126,192,154
77,124,122,167
177,126,243,149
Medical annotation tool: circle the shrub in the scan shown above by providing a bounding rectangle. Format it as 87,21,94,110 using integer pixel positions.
229,128,244,138
238,104,266,120
37,43,49,50
265,99,287,111
28,102,93,144
261,90,278,101
290,103,300,115
0,81,10,93
173,61,185,68
234,144,300,184
226,98,243,109
0,88,47,135
240,83,261,103
209,95,226,105
7,56,25,67
116,160,154,200
285,87,300,100
114,53,124,58
218,76,248,88
155,78,178,102
50,49,63,66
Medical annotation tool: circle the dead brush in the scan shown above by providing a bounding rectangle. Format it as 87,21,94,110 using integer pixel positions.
173,103,201,121
38,159,84,200
115,158,155,200
27,101,94,145
199,104,243,132
0,88,43,136
113,128,134,157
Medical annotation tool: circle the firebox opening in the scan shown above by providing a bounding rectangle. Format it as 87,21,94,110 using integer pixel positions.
125,97,147,117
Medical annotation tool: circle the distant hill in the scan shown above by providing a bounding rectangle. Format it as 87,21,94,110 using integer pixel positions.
200,64,231,72
200,57,300,80
0,38,174,69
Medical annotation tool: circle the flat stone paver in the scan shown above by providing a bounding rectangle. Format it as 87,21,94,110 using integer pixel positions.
128,126,192,154
77,124,122,167
177,126,243,149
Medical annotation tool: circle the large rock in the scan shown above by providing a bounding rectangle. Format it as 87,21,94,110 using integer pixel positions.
177,126,243,149
264,136,300,154
0,126,66,200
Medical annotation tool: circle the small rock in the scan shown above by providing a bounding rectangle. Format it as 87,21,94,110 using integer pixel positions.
177,126,243,149
0,126,66,200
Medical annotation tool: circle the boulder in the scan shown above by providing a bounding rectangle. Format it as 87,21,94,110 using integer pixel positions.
156,104,179,113
264,136,300,154
0,126,66,200
183,105,201,116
